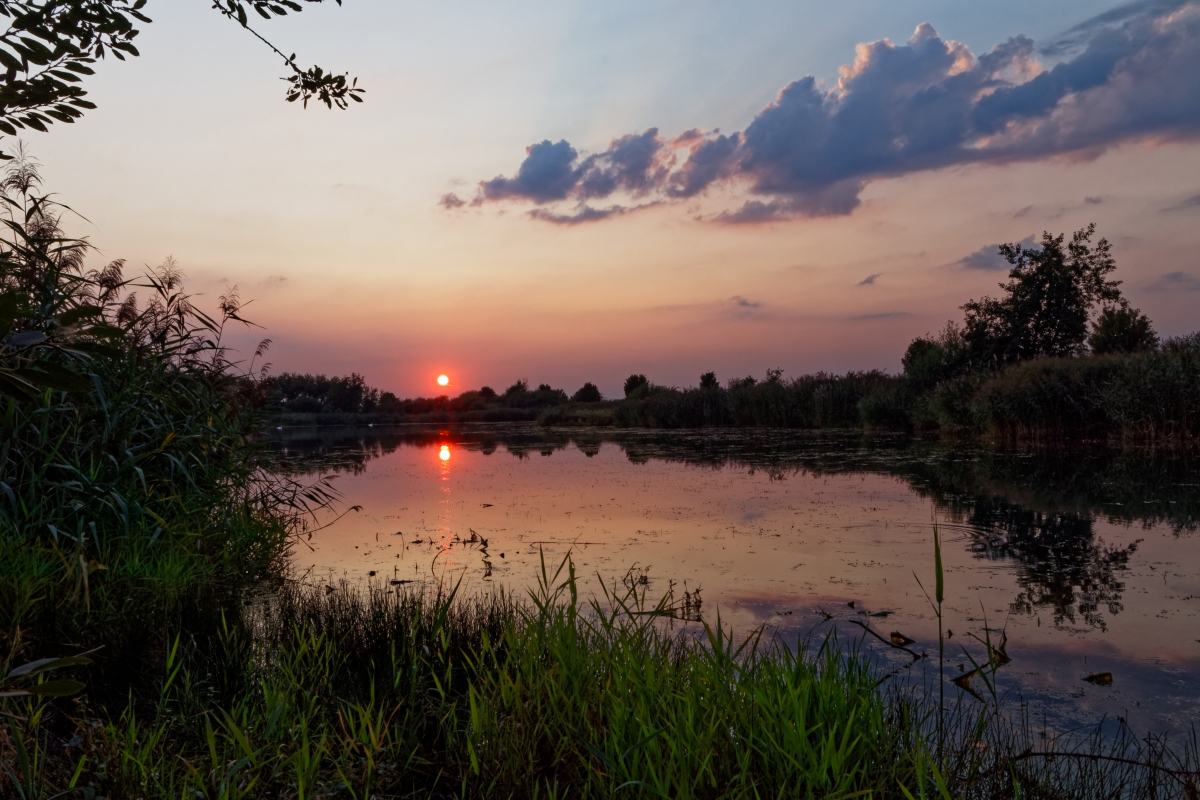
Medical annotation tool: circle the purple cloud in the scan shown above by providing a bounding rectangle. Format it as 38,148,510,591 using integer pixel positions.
955,235,1038,270
461,2,1200,223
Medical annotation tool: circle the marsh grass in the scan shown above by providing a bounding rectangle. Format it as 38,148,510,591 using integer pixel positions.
6,552,1199,799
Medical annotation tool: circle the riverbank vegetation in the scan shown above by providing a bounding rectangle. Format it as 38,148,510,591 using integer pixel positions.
8,554,1200,799
541,226,1200,441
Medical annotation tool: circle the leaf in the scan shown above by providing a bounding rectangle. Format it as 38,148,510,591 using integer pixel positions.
8,656,92,680
0,371,37,400
933,524,944,606
4,331,48,348
58,305,104,325
1083,672,1113,686
13,365,92,393
24,679,86,697
890,631,916,647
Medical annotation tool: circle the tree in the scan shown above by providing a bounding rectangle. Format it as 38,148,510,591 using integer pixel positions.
699,371,718,390
1089,306,1158,354
623,373,648,398
0,0,362,153
571,382,601,402
961,224,1123,367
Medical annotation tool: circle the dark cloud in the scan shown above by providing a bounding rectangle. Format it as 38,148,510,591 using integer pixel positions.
1085,196,1104,204
1149,271,1200,290
955,235,1038,270
1161,192,1200,211
479,139,580,203
439,192,466,209
858,273,882,285
527,205,629,225
730,296,762,308
851,311,914,320
463,2,1200,223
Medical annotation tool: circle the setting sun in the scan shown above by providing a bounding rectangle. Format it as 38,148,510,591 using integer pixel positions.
437,374,449,387
439,445,451,461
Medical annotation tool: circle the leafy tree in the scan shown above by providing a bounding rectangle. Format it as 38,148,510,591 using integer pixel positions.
571,381,601,402
0,0,362,153
479,385,496,399
1089,306,1158,354
961,224,1123,367
504,378,528,397
727,375,756,390
699,371,718,390
902,321,969,390
623,373,648,398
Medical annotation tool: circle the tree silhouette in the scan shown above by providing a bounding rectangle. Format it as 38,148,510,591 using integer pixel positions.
0,0,361,154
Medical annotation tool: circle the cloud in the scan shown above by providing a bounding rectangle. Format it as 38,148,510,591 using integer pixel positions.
730,295,762,308
1085,196,1104,204
461,2,1200,223
858,273,882,285
850,311,914,320
528,204,629,224
439,192,466,209
955,235,1038,270
1161,192,1200,211
1148,271,1200,290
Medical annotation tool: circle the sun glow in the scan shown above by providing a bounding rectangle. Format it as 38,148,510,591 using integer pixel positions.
439,445,451,461
437,374,450,387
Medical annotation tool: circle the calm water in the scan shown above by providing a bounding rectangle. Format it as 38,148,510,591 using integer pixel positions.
268,424,1200,735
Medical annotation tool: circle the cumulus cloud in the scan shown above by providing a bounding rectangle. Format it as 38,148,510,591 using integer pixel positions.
955,235,1038,270
458,1,1200,224
730,296,762,308
1161,192,1200,211
1149,271,1200,290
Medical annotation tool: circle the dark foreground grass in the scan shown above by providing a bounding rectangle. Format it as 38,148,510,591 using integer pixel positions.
5,554,1199,800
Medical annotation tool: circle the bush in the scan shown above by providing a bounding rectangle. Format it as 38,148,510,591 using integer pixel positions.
571,381,602,402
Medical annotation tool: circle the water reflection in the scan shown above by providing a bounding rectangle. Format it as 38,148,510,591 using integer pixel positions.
266,424,1197,633
266,424,1200,732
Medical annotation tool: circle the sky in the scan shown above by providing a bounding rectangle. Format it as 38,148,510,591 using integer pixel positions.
25,0,1200,398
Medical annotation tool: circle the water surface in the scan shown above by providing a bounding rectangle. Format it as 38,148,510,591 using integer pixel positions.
269,424,1200,735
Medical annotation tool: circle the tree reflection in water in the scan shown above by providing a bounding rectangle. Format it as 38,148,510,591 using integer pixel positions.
265,424,1196,632
947,498,1137,630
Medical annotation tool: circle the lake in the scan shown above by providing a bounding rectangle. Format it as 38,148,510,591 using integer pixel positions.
268,424,1200,736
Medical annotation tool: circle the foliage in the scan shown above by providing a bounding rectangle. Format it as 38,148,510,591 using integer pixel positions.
2,556,942,799
623,372,649,398
0,154,326,677
961,225,1124,368
1089,305,1159,354
6,555,1197,799
269,371,379,414
571,381,601,402
699,370,718,390
0,0,360,152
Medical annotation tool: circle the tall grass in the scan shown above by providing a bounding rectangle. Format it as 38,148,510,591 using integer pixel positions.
6,553,1198,799
4,556,934,799
0,155,329,703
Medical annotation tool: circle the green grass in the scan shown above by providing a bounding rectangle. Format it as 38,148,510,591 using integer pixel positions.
6,553,1199,799
4,556,935,799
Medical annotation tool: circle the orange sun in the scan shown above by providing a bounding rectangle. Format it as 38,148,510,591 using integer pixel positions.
439,445,451,461
437,374,450,387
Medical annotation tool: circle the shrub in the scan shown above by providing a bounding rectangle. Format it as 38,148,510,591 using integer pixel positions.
571,381,602,402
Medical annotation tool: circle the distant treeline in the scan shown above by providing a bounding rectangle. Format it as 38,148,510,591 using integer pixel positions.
267,376,583,424
549,227,1200,441
271,226,1200,441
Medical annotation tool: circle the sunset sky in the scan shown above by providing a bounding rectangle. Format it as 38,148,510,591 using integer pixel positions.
29,0,1200,398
